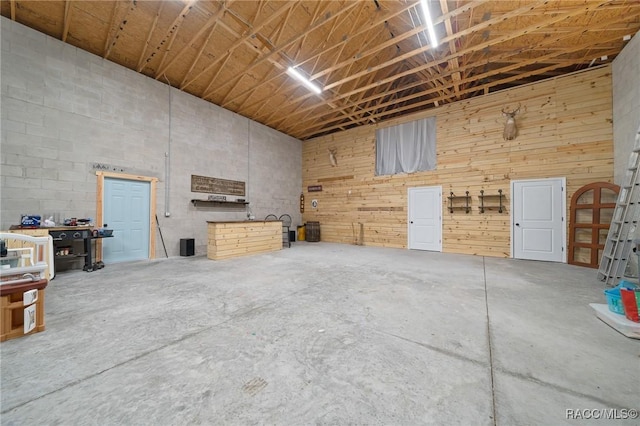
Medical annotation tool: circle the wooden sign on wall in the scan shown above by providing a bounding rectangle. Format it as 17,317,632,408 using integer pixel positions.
191,175,245,196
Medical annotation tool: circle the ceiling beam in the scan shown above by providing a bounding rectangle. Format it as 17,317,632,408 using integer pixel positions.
138,2,195,72
310,0,492,83
202,1,361,96
246,77,291,119
439,0,462,97
201,53,233,100
298,1,422,72
179,21,219,88
204,7,298,105
277,0,612,132
301,0,544,109
103,2,121,57
271,0,533,126
136,1,165,72
273,5,296,46
278,39,400,133
287,66,386,135
154,6,203,80
62,0,72,42
212,10,341,106
9,0,15,20
221,1,420,115
103,1,137,60
281,1,330,65
155,1,231,80
181,1,297,91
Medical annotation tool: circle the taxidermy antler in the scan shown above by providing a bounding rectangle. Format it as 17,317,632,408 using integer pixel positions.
501,103,521,140
328,148,337,167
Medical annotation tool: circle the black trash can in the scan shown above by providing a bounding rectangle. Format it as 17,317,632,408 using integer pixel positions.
289,230,296,243
180,238,195,256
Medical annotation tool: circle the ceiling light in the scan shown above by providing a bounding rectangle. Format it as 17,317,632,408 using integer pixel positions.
287,67,322,95
420,0,439,48
623,34,631,41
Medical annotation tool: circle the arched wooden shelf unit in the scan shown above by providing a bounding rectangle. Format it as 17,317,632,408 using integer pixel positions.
568,182,619,268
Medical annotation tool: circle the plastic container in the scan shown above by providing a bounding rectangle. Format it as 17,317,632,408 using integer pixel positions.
20,215,41,227
620,288,639,322
604,280,638,315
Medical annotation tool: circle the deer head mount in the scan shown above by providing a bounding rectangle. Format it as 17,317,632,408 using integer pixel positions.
328,148,338,167
501,103,521,140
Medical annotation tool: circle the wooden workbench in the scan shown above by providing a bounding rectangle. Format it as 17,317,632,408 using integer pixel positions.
207,220,282,260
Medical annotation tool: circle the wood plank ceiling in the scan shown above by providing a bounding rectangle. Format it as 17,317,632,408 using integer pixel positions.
2,0,639,140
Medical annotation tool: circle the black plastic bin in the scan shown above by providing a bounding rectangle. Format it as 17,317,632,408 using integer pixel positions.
180,238,195,256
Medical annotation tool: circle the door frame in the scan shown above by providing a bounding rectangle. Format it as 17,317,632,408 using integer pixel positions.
407,185,443,252
95,171,158,261
510,177,567,262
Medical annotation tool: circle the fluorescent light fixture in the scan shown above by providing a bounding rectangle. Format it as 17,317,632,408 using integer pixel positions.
420,0,439,48
287,67,322,94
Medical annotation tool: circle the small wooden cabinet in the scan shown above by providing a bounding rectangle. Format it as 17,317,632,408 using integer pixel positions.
1,279,48,342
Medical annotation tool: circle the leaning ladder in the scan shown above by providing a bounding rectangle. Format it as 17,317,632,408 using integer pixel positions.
597,126,640,287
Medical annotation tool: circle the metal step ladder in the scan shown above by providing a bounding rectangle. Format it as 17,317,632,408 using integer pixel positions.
597,126,640,287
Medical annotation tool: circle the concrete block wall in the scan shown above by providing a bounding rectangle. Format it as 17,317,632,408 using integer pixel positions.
612,29,640,186
1,17,302,257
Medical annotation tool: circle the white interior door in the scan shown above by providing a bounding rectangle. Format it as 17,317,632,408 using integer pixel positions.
512,178,565,262
408,186,442,251
103,178,151,263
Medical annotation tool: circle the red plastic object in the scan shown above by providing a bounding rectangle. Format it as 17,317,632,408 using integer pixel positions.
620,289,639,322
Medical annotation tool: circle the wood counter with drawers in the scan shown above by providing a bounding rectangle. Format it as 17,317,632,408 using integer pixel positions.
207,220,282,260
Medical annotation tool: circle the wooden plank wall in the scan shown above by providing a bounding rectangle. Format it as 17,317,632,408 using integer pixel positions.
302,66,614,258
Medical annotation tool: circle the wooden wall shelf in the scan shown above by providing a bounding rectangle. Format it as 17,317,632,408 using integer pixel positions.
478,189,504,213
448,191,470,213
191,200,249,207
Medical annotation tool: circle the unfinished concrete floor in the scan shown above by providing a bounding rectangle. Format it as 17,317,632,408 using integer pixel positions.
1,243,638,425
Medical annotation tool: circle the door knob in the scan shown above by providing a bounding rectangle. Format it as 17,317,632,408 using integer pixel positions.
515,223,520,226
410,221,414,224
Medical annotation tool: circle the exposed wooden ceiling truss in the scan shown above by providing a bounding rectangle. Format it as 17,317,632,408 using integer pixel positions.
2,0,639,140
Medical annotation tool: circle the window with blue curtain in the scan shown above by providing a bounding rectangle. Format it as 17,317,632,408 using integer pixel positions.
375,116,436,175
